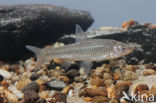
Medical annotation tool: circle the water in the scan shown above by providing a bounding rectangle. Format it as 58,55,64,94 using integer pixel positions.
0,0,156,28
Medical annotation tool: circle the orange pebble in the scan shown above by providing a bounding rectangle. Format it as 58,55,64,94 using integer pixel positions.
1,81,10,87
85,97,92,102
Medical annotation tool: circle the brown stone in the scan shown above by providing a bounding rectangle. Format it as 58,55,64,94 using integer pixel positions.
92,96,108,103
85,88,107,97
134,84,149,94
24,90,39,103
53,92,67,103
143,69,156,76
90,78,104,86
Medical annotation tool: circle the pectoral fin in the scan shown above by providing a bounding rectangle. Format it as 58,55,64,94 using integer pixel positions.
79,61,93,75
75,24,88,42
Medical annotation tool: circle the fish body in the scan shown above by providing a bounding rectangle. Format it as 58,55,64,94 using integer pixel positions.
26,25,133,74
44,39,133,62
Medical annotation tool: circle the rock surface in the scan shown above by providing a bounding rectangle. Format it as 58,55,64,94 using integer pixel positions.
0,4,94,61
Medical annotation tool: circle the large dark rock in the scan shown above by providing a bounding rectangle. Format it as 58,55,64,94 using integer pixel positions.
0,4,94,61
60,22,156,64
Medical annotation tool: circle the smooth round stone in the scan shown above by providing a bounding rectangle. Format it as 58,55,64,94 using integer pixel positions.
30,73,39,81
46,79,66,90
22,82,39,92
0,75,4,82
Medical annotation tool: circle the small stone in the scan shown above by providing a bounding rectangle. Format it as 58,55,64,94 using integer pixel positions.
94,67,106,78
66,69,79,78
123,71,138,81
143,69,156,76
103,73,112,80
1,81,10,87
85,88,107,97
150,84,156,95
46,79,66,90
0,69,11,79
92,96,108,103
84,97,92,102
16,79,31,90
90,78,104,86
24,90,39,103
63,86,73,94
78,89,86,97
74,76,86,82
0,92,7,103
0,75,4,82
37,99,46,103
53,92,67,103
5,90,18,103
104,79,114,87
113,73,121,80
8,86,24,99
134,84,149,94
30,73,39,81
109,98,118,103
22,81,39,92
124,65,139,72
39,91,49,99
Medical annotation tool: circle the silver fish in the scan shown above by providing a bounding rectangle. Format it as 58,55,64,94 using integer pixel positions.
26,24,133,74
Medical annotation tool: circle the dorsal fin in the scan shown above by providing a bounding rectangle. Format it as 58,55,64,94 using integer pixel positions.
75,24,88,42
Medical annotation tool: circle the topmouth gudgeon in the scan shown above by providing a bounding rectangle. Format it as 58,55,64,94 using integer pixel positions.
26,24,134,74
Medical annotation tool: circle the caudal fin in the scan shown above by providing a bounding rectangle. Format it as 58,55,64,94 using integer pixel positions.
26,45,45,70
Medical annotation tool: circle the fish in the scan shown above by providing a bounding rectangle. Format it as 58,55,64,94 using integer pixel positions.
26,24,134,74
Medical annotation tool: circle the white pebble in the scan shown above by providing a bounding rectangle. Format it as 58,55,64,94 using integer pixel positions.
0,69,11,79
8,85,24,99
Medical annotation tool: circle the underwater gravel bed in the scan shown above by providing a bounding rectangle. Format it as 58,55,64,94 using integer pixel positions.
0,42,156,103
0,20,156,103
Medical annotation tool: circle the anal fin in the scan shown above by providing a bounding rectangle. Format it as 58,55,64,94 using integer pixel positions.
79,61,93,75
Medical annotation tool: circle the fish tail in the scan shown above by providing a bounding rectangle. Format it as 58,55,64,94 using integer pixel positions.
26,45,45,70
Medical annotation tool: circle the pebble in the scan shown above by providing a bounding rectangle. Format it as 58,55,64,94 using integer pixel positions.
22,81,39,92
123,71,138,80
5,90,19,103
53,92,67,103
63,85,73,94
103,73,113,80
37,99,47,103
0,75,4,82
0,69,11,79
85,88,107,97
143,69,156,76
30,73,39,81
150,84,156,95
134,84,149,94
66,69,79,78
46,79,66,90
74,76,86,82
92,96,108,103
90,78,104,86
84,97,92,102
0,92,7,103
1,81,10,87
24,90,39,103
78,89,87,97
39,91,49,99
124,65,139,72
8,85,24,99
104,79,114,87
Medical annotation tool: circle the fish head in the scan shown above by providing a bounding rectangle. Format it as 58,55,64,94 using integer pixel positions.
113,41,134,57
